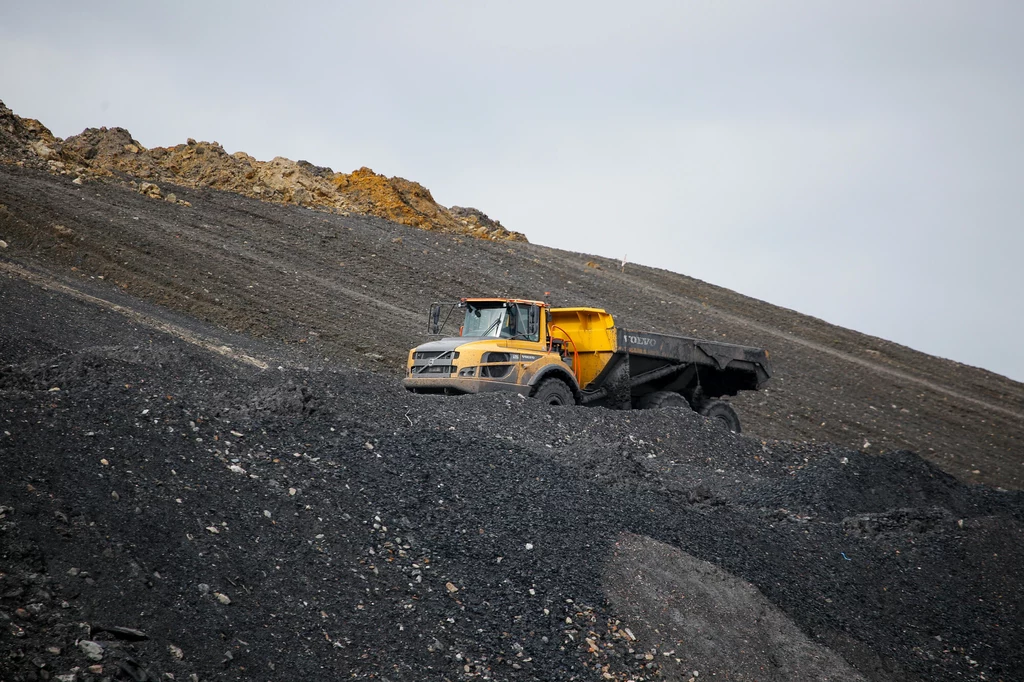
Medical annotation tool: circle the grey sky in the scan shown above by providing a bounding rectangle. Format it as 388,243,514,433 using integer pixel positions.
3,1,1022,381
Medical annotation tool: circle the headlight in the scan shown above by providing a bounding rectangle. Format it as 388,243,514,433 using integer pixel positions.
482,352,540,363
459,367,478,377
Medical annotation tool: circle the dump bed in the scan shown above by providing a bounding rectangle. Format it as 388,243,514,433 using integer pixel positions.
618,329,772,389
578,327,771,407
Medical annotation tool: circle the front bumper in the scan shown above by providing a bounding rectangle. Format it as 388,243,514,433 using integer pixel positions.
402,376,529,396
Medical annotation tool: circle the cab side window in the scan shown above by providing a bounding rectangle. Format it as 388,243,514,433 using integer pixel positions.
517,304,539,342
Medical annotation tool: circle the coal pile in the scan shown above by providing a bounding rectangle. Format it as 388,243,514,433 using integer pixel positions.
2,276,1022,682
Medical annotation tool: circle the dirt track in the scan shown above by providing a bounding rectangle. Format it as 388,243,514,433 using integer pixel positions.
3,164,1024,681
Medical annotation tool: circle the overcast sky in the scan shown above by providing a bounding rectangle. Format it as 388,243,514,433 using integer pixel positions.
2,1,1022,381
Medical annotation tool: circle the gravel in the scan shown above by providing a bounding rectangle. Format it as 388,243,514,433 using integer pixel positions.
1,272,1022,681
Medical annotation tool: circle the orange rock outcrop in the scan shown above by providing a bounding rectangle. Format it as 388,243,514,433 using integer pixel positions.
0,100,525,242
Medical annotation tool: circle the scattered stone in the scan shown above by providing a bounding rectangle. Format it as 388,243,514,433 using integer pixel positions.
214,592,231,605
139,182,162,198
78,640,104,661
169,643,184,659
95,625,148,640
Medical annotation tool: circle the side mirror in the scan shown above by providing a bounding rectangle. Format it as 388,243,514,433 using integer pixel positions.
430,304,441,334
528,305,539,338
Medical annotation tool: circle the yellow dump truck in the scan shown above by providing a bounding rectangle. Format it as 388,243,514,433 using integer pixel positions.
403,298,771,432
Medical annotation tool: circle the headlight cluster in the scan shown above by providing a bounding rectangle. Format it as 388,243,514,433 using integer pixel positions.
449,352,540,380
482,352,540,363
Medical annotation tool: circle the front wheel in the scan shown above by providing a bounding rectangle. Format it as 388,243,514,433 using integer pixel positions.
532,378,575,406
700,400,742,433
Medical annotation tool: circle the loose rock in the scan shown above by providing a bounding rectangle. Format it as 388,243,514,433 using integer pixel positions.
78,640,104,661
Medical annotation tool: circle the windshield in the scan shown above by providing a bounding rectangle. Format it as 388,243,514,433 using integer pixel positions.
462,305,506,337
461,303,537,340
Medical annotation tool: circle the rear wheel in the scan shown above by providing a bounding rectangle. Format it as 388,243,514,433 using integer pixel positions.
638,391,689,409
700,400,742,433
532,378,575,406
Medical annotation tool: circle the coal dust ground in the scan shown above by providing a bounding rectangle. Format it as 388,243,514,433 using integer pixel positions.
2,259,1023,682
2,164,1024,681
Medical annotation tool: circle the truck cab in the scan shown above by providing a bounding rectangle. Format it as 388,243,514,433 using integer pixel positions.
403,298,603,398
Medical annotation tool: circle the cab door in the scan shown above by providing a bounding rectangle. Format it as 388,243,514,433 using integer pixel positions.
501,304,548,384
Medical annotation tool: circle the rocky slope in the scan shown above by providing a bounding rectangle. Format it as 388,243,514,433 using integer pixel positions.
1,273,1021,682
0,100,523,242
1,162,1020,490
1,101,1024,682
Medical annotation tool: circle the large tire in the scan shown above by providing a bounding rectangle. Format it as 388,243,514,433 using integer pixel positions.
532,378,575,406
638,391,689,409
700,400,742,433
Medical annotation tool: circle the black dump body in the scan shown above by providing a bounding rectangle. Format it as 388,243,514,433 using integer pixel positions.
580,329,772,409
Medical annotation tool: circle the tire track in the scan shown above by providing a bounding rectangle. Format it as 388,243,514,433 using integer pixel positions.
1,260,270,370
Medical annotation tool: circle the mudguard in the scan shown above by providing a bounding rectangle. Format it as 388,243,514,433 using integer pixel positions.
526,364,581,397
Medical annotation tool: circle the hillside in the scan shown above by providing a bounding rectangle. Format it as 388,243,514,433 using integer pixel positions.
0,156,1020,491
2,102,1023,681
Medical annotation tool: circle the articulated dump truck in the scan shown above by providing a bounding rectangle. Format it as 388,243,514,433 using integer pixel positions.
403,298,771,432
